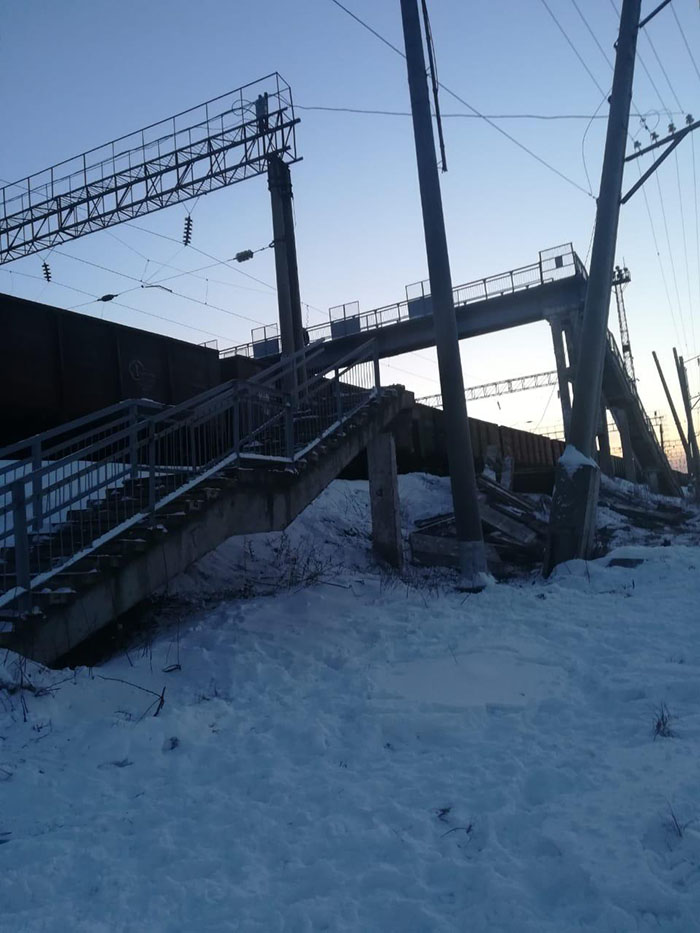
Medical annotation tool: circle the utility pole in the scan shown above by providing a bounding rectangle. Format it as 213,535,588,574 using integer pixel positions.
652,350,689,465
674,348,700,499
399,0,487,587
545,0,641,573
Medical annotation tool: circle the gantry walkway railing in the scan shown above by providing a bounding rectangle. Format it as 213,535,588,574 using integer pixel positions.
222,244,586,360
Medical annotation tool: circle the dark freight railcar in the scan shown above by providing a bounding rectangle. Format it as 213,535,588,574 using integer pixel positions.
0,293,220,446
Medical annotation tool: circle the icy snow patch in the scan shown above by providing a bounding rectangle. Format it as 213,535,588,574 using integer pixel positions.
377,648,564,709
559,443,597,475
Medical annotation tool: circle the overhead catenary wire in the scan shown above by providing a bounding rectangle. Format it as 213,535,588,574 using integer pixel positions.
127,222,279,292
0,264,239,343
50,249,266,325
127,222,330,322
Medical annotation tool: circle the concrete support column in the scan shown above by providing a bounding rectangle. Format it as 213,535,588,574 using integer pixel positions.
367,432,403,569
612,407,636,482
268,155,305,391
597,403,614,476
550,320,572,439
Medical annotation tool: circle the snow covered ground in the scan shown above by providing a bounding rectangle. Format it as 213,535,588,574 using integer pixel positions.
2,474,700,932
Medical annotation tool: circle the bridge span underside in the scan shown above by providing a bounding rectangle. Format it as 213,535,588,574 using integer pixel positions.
312,276,587,367
302,273,679,497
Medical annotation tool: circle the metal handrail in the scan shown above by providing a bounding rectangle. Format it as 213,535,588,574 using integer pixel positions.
0,339,383,610
0,398,163,464
605,331,669,465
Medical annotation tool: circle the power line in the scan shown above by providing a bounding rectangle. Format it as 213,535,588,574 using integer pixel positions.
671,4,700,86
693,133,700,359
327,0,404,56
296,104,690,122
581,93,610,195
654,169,688,351
539,0,608,97
637,162,683,351
570,0,614,70
326,0,593,198
674,148,697,355
607,0,672,119
643,24,684,113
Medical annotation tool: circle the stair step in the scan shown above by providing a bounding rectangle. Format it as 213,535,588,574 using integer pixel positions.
33,587,76,607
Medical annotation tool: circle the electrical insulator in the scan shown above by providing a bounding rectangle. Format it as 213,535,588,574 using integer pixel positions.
41,261,51,282
98,294,117,302
235,249,254,263
183,215,193,246
668,123,676,134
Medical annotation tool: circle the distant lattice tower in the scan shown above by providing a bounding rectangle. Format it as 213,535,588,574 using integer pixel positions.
612,265,635,383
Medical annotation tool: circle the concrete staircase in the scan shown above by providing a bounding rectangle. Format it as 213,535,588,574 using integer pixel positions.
0,341,411,665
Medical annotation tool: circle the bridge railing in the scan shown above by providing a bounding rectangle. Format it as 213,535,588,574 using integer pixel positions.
222,243,584,361
0,340,381,611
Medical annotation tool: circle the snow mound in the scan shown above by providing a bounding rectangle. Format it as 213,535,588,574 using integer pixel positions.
1,475,700,931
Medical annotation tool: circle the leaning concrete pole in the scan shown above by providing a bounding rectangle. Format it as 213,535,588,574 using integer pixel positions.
652,349,689,465
545,0,641,573
674,349,700,500
399,0,487,586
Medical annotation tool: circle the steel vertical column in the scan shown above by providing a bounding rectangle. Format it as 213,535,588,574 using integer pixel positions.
400,0,487,585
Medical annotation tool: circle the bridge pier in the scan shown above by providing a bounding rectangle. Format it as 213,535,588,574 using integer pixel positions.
550,319,572,439
611,407,637,482
367,431,403,570
597,404,614,476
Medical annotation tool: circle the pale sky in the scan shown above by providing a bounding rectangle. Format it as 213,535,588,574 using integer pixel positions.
1,0,699,465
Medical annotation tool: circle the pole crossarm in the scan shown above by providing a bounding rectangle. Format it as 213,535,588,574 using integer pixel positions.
419,369,559,408
621,121,700,205
638,0,673,29
0,74,299,264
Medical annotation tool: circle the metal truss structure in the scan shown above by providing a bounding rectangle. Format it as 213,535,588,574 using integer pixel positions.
419,369,559,408
0,73,298,263
612,265,635,382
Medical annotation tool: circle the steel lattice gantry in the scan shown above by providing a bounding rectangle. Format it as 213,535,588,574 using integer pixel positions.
419,370,559,408
0,73,299,263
